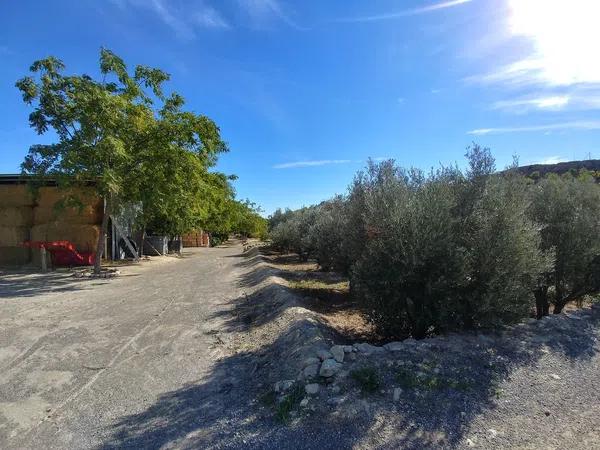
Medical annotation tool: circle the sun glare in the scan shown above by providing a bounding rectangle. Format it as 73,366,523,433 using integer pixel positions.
508,0,600,85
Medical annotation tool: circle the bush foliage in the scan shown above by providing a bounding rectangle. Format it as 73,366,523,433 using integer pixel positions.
269,146,600,338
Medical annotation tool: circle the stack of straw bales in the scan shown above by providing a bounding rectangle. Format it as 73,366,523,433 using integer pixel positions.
30,187,103,253
0,185,34,265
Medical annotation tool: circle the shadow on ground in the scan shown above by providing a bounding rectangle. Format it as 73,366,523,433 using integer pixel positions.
99,249,600,449
0,270,113,298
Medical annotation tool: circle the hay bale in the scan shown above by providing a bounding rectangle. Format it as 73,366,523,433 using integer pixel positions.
0,185,35,207
0,207,34,227
0,246,31,266
30,223,100,252
33,205,102,225
0,226,29,246
36,187,102,210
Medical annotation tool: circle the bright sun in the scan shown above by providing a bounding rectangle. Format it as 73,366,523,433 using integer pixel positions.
508,0,600,85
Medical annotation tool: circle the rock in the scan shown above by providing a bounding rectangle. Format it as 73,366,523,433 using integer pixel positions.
317,349,334,361
342,345,353,353
336,370,349,379
300,398,309,407
393,388,402,401
303,364,320,379
477,334,494,345
327,397,343,406
330,345,345,363
550,374,561,380
330,385,341,394
466,438,475,447
346,352,357,362
319,358,342,377
302,357,320,368
305,383,320,395
274,380,295,393
354,343,385,355
383,341,404,352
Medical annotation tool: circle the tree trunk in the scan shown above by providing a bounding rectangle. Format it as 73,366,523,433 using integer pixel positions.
137,228,146,258
534,286,549,319
553,280,565,314
553,301,566,314
94,195,111,274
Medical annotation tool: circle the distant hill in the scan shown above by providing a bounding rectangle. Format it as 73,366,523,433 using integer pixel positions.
515,159,600,178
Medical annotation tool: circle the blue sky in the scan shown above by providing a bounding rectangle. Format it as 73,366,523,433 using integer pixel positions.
1,0,599,215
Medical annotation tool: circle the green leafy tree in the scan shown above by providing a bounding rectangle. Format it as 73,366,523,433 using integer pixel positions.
17,49,229,271
529,172,600,316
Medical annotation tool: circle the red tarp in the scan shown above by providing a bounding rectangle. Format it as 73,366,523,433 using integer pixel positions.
22,240,96,266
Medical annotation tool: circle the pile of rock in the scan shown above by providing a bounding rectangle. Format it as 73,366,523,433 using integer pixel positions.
72,268,120,279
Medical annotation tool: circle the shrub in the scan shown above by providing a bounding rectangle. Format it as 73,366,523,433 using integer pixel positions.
267,147,598,339
528,171,600,316
270,206,319,259
350,367,380,394
307,196,352,272
351,147,551,338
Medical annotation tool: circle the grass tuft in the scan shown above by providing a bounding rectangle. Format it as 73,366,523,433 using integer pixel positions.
351,367,381,394
275,383,305,423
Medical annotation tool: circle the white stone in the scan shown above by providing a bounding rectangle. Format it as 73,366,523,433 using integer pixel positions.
342,345,353,353
393,387,402,402
303,364,319,379
330,345,345,363
302,357,320,368
354,343,385,355
305,383,320,395
317,349,334,361
550,374,561,380
300,398,309,407
274,380,294,393
383,341,404,352
319,358,342,377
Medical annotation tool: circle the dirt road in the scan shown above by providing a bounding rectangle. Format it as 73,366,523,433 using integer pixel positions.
2,242,600,450
0,242,257,449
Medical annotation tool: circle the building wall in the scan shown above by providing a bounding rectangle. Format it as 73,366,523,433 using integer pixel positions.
0,184,103,266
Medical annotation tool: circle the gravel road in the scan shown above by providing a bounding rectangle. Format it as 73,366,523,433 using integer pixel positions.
1,241,599,449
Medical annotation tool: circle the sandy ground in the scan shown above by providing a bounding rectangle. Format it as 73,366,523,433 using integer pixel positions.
0,243,252,449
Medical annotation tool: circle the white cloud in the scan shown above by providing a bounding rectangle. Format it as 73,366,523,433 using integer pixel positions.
468,120,600,135
238,0,306,30
114,0,229,39
273,159,352,169
336,0,472,23
193,6,230,29
491,95,570,112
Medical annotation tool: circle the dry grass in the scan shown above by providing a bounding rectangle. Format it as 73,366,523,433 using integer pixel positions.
263,248,380,343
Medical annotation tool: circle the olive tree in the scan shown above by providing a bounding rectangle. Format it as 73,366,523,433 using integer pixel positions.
529,172,600,316
350,148,551,338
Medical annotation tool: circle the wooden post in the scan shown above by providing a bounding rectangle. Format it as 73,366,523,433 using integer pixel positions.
40,247,47,273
